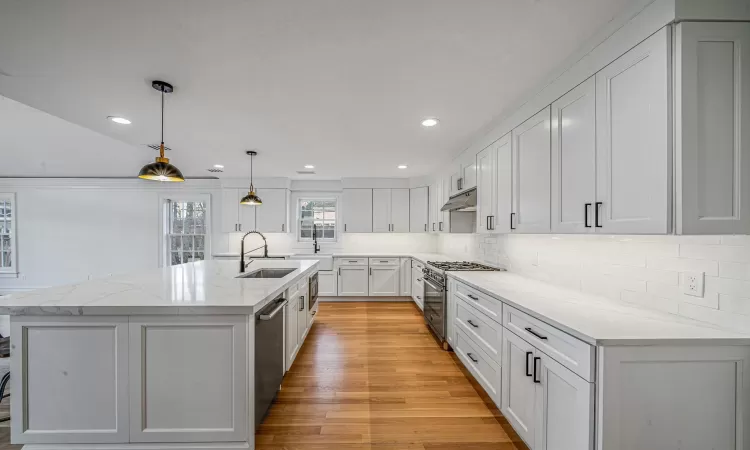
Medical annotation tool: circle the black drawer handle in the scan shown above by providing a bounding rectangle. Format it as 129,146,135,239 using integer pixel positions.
525,327,548,340
467,294,479,301
595,202,603,228
584,203,592,228
525,351,533,377
533,356,541,383
467,319,479,328
467,352,478,363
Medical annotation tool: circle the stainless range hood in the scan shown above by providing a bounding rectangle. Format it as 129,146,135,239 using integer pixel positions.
440,188,477,212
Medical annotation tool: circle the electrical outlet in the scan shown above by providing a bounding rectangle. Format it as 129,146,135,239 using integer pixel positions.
682,271,704,297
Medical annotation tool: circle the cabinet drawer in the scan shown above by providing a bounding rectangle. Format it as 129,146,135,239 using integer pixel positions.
455,329,501,404
504,305,594,381
412,260,425,271
337,257,368,266
454,281,503,324
455,299,502,362
369,257,400,266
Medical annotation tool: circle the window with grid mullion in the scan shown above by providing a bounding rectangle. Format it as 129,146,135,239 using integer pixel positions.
167,200,207,266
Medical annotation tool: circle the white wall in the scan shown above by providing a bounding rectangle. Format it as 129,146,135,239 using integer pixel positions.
439,233,750,333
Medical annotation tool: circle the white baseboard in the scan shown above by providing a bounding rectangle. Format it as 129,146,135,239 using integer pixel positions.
320,296,411,302
21,443,250,450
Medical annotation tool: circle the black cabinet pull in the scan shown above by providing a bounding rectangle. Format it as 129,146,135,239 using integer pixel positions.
467,352,478,363
467,319,479,328
433,223,435,231
486,216,490,230
533,357,541,383
510,213,516,230
344,224,347,232
490,215,494,230
467,294,479,301
439,222,443,231
584,203,592,228
595,202,603,228
525,351,533,377
424,224,427,232
525,327,548,340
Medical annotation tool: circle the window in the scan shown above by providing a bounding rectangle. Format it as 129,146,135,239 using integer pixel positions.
166,199,208,266
0,194,16,274
298,199,336,241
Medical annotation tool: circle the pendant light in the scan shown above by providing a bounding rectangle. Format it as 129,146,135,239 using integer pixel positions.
138,81,184,182
240,150,262,205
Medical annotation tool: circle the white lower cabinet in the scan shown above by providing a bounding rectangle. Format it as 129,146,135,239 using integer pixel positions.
455,329,501,405
501,329,537,447
400,258,411,296
411,267,424,309
297,289,308,344
337,265,369,296
368,264,399,296
318,270,337,296
285,293,300,370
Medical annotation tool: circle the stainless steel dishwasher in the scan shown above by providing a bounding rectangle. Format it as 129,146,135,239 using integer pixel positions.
255,294,287,428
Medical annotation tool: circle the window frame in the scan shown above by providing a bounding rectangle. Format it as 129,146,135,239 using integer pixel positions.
0,193,18,277
159,194,212,268
296,197,338,243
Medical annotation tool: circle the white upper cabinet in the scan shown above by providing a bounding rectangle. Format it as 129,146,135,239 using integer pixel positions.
342,189,373,233
676,22,750,234
495,134,513,234
449,154,478,196
409,187,429,233
476,143,497,234
511,107,552,233
595,28,670,234
551,77,597,233
254,189,288,233
429,182,440,232
391,189,410,232
439,177,451,233
221,189,255,233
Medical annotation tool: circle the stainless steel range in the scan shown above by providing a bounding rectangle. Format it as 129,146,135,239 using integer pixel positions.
422,261,504,349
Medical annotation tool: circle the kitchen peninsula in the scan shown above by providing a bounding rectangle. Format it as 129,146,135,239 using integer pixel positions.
0,259,319,450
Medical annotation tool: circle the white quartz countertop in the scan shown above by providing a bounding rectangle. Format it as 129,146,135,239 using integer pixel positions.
449,271,750,346
332,253,461,264
0,259,319,316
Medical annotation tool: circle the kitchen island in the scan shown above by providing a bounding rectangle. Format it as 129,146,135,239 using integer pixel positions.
0,259,319,450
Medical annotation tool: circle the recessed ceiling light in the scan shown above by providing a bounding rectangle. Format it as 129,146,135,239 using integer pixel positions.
108,116,131,125
304,164,315,169
398,165,408,169
421,118,439,127
213,164,224,169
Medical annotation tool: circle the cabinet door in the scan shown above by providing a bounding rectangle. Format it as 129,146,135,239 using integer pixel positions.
495,134,513,234
462,158,477,191
372,188,392,233
369,266,399,296
318,271,337,296
476,143,496,233
285,296,299,370
400,258,412,296
595,28,669,234
429,183,439,232
297,291,308,343
411,267,424,309
342,189,373,233
237,194,256,233
450,170,462,196
254,189,288,233
534,352,594,450
391,189,410,232
676,22,750,234
409,186,429,232
501,330,536,448
551,77,597,233
220,189,240,233
512,107,551,233
338,266,369,296
439,177,451,233
128,316,248,443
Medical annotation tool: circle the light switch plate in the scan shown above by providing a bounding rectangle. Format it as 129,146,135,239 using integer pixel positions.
682,271,705,297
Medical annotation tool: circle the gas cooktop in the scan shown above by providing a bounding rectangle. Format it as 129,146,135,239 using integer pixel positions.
426,261,503,272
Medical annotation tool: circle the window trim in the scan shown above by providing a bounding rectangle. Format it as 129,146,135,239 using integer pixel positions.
0,193,17,277
296,196,339,243
158,194,212,268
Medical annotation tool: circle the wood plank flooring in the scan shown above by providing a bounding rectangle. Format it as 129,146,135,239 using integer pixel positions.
257,301,528,450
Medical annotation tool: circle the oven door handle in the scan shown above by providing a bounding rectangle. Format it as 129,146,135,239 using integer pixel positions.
423,277,443,292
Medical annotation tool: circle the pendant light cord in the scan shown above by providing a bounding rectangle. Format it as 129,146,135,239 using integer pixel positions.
159,89,165,159
249,153,254,190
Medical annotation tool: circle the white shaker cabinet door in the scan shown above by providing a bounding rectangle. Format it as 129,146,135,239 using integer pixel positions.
495,133,513,234
409,186,429,233
338,266,369,296
551,77,597,233
595,28,670,234
501,330,536,449
285,295,300,370
476,143,496,234
676,22,750,234
254,188,288,233
511,107,551,233
372,188,392,233
220,189,240,233
342,189,373,233
391,188,411,232
534,352,594,450
399,258,412,296
368,265,400,296
318,271,337,296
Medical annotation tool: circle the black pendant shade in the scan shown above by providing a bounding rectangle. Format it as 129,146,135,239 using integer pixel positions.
138,81,184,182
240,150,262,205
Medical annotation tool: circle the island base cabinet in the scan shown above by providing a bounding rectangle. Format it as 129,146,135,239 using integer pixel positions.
597,345,750,450
285,295,300,370
127,316,249,443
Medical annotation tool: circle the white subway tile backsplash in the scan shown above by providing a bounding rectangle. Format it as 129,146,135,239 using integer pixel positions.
680,245,750,263
705,276,750,299
678,303,750,333
719,262,750,281
592,263,679,285
621,290,679,314
719,294,750,316
647,256,719,276
720,235,750,246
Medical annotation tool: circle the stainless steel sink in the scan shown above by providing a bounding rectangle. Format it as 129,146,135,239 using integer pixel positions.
237,268,296,279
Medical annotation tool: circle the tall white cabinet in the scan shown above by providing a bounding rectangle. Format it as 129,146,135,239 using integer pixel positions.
676,22,750,234
511,107,551,233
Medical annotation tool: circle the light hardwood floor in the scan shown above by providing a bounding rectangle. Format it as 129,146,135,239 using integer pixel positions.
257,301,527,450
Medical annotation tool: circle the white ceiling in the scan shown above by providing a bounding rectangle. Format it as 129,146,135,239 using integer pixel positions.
0,0,632,179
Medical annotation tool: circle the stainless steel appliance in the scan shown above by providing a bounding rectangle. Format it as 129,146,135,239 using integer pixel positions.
423,261,503,348
308,272,319,311
254,294,287,428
